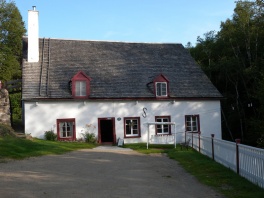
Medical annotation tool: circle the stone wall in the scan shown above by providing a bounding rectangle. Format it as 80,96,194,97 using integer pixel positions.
0,88,11,126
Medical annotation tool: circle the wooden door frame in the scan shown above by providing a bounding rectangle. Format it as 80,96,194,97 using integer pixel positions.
98,117,116,144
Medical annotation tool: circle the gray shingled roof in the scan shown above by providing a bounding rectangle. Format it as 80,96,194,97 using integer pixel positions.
22,38,222,100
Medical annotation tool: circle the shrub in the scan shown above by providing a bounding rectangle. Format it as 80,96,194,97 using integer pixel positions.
44,130,57,141
257,134,264,148
81,124,97,143
0,123,16,137
82,132,97,143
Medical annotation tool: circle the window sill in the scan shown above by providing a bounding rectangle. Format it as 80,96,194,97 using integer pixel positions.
124,136,141,139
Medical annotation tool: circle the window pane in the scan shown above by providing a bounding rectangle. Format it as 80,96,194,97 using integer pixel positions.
80,82,86,96
126,125,131,134
156,117,170,134
163,118,169,122
156,82,167,96
163,125,169,132
185,115,199,132
76,82,81,96
133,129,138,134
161,83,167,95
125,119,139,136
76,81,86,96
59,122,73,138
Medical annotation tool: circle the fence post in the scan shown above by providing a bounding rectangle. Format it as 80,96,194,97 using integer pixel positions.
198,132,201,152
211,134,215,160
235,139,241,175
191,133,193,148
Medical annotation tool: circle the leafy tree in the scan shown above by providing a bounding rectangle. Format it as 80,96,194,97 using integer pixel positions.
189,0,264,146
0,0,25,130
0,0,25,82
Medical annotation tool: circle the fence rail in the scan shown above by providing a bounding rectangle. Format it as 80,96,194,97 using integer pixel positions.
186,132,264,189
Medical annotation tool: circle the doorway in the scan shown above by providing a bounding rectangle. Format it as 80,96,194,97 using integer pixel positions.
98,118,116,144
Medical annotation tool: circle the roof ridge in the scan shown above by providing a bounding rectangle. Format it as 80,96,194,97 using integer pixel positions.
23,36,182,45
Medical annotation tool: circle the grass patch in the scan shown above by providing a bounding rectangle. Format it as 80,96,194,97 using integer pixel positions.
125,143,264,198
0,137,96,160
124,143,174,154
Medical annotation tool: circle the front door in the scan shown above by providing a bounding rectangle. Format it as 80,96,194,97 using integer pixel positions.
98,118,116,144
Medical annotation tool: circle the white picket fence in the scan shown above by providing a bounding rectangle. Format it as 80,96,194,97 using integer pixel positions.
186,133,264,189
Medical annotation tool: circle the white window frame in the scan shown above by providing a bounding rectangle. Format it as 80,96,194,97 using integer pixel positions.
124,117,140,137
76,80,87,96
59,122,73,138
185,115,199,132
156,117,170,135
156,82,167,97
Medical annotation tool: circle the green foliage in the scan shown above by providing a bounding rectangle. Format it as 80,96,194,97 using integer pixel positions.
44,130,57,141
257,134,264,148
0,123,16,137
82,132,96,143
0,137,96,160
0,0,26,82
81,124,97,143
189,0,264,146
9,92,21,124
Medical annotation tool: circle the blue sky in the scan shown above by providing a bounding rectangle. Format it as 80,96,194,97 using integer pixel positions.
15,0,236,46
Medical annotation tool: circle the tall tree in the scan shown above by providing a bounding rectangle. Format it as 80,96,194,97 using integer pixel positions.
189,0,264,146
0,0,25,82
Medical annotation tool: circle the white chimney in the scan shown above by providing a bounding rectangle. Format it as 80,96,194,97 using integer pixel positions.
28,6,39,62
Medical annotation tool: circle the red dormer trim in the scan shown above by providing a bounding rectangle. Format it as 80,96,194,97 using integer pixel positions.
71,71,91,99
153,74,170,98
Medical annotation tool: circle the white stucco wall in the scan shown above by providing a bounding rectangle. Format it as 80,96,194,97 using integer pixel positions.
24,100,222,143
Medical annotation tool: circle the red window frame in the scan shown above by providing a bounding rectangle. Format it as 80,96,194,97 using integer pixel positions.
155,116,171,135
185,115,200,133
124,117,141,138
57,118,76,141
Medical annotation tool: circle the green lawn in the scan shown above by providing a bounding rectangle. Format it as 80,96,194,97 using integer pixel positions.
125,143,264,198
0,137,96,160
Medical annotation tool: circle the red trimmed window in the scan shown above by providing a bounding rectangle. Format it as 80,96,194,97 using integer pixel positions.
124,117,141,138
57,118,76,141
71,71,91,98
185,115,200,133
153,74,169,98
155,116,171,135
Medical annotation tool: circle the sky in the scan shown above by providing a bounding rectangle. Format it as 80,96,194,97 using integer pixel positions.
15,0,237,46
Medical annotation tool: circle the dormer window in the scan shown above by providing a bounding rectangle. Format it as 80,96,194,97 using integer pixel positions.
153,74,169,98
76,81,87,96
156,82,167,96
71,71,91,99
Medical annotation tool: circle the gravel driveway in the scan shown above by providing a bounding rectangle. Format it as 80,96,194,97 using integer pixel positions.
0,146,224,198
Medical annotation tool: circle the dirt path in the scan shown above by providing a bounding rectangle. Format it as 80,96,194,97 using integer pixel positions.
0,146,225,198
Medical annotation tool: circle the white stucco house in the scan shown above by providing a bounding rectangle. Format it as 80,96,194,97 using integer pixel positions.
22,7,223,144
